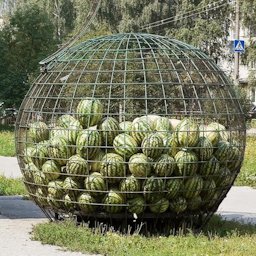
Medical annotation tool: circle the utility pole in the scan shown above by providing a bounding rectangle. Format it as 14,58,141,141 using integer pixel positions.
234,0,240,85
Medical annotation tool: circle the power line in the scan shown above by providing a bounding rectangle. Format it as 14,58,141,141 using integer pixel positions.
141,0,233,31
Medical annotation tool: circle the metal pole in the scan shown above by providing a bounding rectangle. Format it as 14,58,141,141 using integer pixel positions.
234,0,240,85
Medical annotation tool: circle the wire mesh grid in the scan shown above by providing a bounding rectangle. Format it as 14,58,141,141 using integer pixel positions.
15,33,246,231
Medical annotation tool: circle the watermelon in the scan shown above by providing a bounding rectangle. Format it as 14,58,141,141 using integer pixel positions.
99,117,120,146
66,154,88,178
149,197,169,214
214,141,233,164
163,133,179,157
169,196,187,213
174,150,199,176
84,172,106,198
100,153,125,183
119,175,141,198
127,196,146,214
175,118,199,147
76,128,101,160
28,121,49,143
90,151,105,172
113,133,138,158
42,160,61,181
63,177,81,196
153,154,176,177
214,167,232,188
187,195,202,211
131,119,153,145
133,115,160,130
128,153,152,177
63,194,75,210
48,135,73,165
48,180,64,199
183,175,203,199
154,116,173,134
199,156,220,177
141,133,164,159
47,194,62,209
119,121,133,134
196,137,214,161
165,178,183,199
35,187,48,206
102,189,125,213
76,98,103,128
143,176,164,203
200,179,216,202
78,193,96,213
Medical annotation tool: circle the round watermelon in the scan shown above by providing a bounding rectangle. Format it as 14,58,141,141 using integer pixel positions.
128,153,152,177
78,192,96,213
169,196,187,213
102,189,125,213
143,176,164,203
84,172,106,198
42,160,61,181
149,197,169,214
66,154,88,178
153,154,176,177
28,121,49,143
119,175,141,198
127,195,146,214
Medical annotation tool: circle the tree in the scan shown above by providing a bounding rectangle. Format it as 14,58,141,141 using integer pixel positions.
0,3,57,107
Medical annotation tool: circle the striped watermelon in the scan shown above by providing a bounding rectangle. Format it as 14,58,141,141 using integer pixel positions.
48,135,73,166
143,176,164,203
127,196,146,214
66,154,88,178
226,143,242,170
78,193,96,213
131,119,153,145
28,121,49,143
154,116,173,133
199,156,220,177
47,194,62,209
57,114,80,129
163,133,179,157
90,151,105,173
183,175,203,199
119,175,141,198
42,160,61,181
48,180,64,199
102,189,125,213
165,178,183,200
187,195,202,211
84,172,106,198
113,133,138,158
133,115,160,130
201,122,229,146
196,137,214,161
169,196,187,213
100,153,125,184
200,179,216,202
214,140,233,164
63,194,75,210
174,150,199,176
175,118,199,147
99,117,120,146
128,153,152,177
141,133,164,159
149,197,169,214
24,143,48,168
63,177,81,195
214,167,232,188
35,187,48,206
119,121,133,134
76,98,103,128
76,128,101,160
153,154,176,177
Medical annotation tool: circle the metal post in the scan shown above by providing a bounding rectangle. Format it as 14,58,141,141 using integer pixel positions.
234,0,240,85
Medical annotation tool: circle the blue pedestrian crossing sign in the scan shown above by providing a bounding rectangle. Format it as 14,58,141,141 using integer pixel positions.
234,40,245,52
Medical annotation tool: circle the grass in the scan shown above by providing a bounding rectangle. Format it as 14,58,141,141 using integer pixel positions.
235,136,256,187
33,215,256,256
0,125,15,156
0,175,27,196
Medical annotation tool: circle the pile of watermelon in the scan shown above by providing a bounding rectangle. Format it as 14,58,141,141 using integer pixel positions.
21,98,242,216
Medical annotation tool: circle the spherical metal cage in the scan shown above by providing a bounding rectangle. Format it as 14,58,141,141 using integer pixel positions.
15,33,246,230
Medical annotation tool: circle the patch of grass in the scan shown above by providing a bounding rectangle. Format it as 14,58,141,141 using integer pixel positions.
0,175,27,195
0,128,15,156
235,136,256,187
33,216,256,256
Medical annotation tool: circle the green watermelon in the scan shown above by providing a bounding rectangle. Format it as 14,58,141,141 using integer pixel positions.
199,156,220,177
187,195,202,211
76,128,101,160
214,167,232,188
84,172,106,198
154,116,173,133
90,151,105,172
76,98,103,128
119,121,133,134
100,153,125,183
35,187,48,206
63,194,75,210
28,121,49,143
141,132,164,159
196,137,214,161
200,179,216,203
78,193,96,213
102,189,125,213
153,154,176,177
175,118,199,147
174,150,199,176
143,176,164,203
119,175,141,198
149,197,169,214
131,119,153,145
63,177,81,196
113,133,138,158
99,117,120,146
66,154,88,178
42,160,61,181
169,196,187,213
128,153,152,177
165,178,183,199
48,180,64,199
163,133,179,157
127,196,146,214
183,175,203,199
